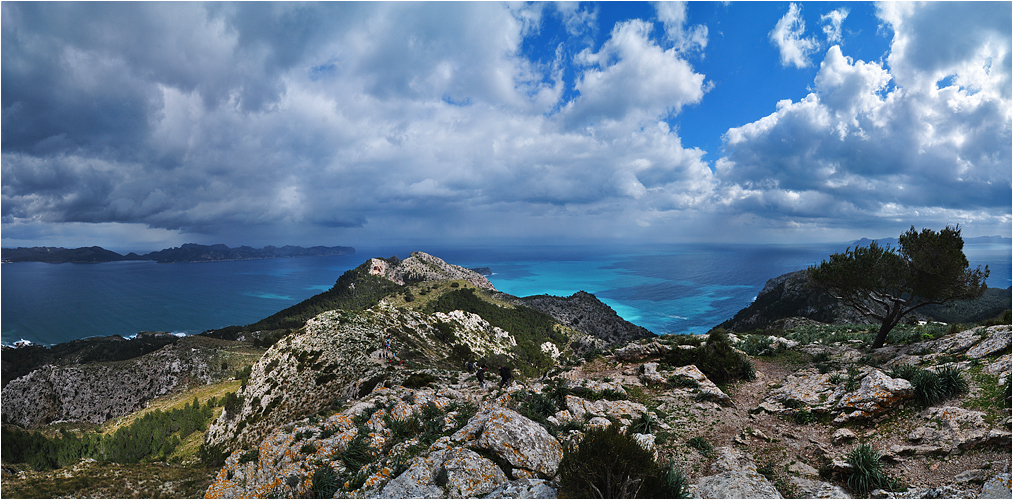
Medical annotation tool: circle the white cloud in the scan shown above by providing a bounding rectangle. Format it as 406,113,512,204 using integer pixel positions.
654,1,708,54
821,8,849,44
563,19,709,127
769,3,819,68
719,2,1011,235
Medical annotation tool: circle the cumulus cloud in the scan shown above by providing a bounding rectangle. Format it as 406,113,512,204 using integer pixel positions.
654,1,708,54
821,8,849,44
769,3,819,68
2,2,718,246
719,3,1011,234
563,19,709,127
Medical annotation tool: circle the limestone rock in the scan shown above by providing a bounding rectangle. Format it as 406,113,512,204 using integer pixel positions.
765,367,839,411
694,470,783,499
640,362,667,385
903,406,994,454
378,446,507,499
832,428,858,444
980,473,1013,499
615,342,672,361
485,478,558,499
833,369,913,422
965,325,1012,359
790,476,852,498
671,365,731,405
564,395,647,422
451,407,562,478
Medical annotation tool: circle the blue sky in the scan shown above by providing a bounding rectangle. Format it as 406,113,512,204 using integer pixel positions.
2,2,1010,252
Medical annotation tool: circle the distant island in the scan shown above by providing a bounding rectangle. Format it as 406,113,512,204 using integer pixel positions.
0,243,355,264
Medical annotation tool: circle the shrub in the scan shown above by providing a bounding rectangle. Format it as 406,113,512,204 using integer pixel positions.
845,444,893,496
630,413,658,435
811,351,832,364
686,436,714,457
310,465,340,499
890,365,968,406
300,443,317,455
664,329,755,384
403,372,437,388
668,375,700,389
558,425,687,498
238,449,260,463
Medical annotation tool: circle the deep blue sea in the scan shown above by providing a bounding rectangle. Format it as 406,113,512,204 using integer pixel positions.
3,242,1010,346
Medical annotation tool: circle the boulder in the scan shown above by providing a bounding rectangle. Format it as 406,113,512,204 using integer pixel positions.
901,406,995,454
789,476,852,498
694,471,783,498
833,370,913,422
640,362,667,385
451,407,562,478
980,473,1013,499
377,446,508,498
564,395,648,421
671,365,732,405
765,367,838,410
966,325,1012,359
693,447,783,498
615,341,671,361
832,428,858,444
485,478,558,499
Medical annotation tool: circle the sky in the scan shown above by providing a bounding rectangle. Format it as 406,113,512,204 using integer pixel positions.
2,1,1011,253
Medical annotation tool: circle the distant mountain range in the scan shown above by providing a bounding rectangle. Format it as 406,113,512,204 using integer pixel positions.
1,243,355,264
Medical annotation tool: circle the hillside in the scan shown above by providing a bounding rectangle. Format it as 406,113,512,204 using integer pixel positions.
720,269,1012,333
2,251,1010,499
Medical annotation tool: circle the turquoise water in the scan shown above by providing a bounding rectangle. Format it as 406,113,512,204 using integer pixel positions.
3,243,1009,346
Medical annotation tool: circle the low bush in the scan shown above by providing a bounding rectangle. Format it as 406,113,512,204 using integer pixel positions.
889,365,968,406
663,329,755,384
845,443,895,496
558,425,689,498
310,465,340,499
686,436,714,457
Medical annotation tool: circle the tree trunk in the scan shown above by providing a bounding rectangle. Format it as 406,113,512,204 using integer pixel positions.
871,306,903,349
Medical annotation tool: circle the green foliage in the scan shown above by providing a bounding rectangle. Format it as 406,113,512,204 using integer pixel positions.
630,413,658,434
428,288,563,377
663,329,755,384
238,448,259,463
890,364,968,406
845,444,895,496
808,226,989,349
310,466,340,498
3,399,217,470
668,375,700,389
338,427,373,472
558,425,688,498
403,372,437,389
686,436,714,457
300,443,317,455
740,335,783,356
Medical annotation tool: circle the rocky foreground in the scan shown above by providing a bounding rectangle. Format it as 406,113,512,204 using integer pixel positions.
2,251,1010,499
202,318,1011,499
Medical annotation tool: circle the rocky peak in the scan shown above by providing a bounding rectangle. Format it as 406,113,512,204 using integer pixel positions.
367,251,495,290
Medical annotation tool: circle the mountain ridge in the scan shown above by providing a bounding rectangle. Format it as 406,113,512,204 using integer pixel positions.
1,243,355,264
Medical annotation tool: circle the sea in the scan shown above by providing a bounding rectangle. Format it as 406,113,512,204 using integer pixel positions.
2,242,1010,347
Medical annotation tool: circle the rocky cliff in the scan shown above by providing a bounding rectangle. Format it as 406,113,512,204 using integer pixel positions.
720,270,890,332
513,291,654,346
1,336,255,428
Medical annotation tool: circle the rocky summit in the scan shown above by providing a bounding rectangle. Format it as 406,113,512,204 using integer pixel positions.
1,251,1010,499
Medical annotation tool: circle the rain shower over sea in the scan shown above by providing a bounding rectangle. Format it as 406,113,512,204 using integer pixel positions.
3,242,1010,347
